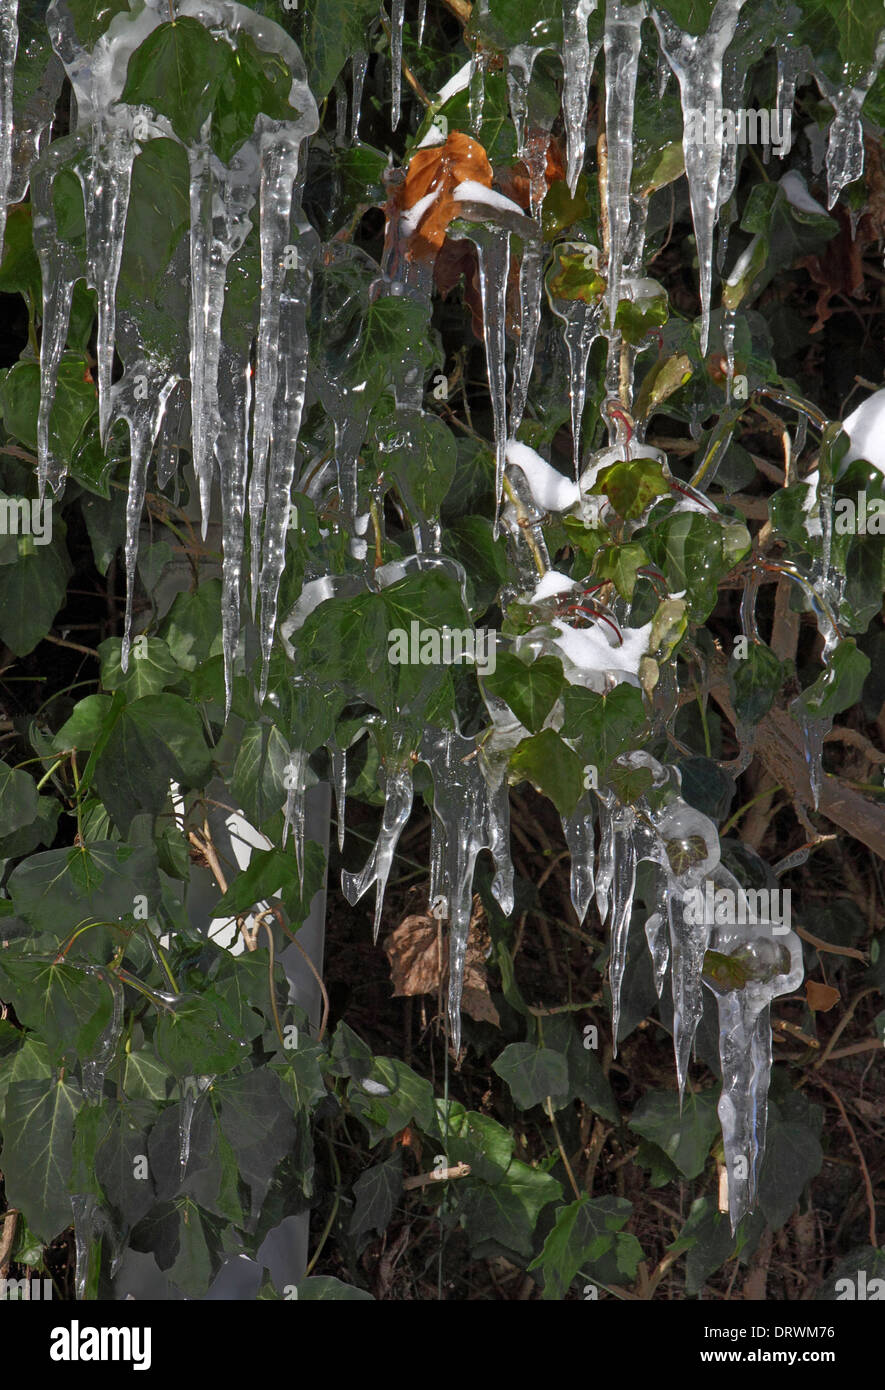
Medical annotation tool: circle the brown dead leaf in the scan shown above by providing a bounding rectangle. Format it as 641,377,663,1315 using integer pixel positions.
401,131,493,262
383,893,500,1027
805,980,840,1012
497,134,566,210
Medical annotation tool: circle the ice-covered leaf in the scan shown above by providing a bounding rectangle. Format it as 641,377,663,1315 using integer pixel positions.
795,639,870,720
597,459,670,519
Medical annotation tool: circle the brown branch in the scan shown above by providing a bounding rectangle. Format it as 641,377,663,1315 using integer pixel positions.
403,1162,471,1190
814,1077,877,1248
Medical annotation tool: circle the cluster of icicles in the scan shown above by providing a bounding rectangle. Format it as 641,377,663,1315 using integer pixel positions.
0,0,877,1235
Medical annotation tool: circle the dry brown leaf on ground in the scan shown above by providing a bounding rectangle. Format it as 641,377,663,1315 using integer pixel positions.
400,131,493,261
383,892,500,1026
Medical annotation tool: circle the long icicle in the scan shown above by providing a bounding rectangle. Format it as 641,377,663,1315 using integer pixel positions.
0,0,18,256
562,0,600,196
651,0,746,355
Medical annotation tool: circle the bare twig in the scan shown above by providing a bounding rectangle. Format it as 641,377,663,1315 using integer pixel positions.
403,1162,471,1191
814,1077,877,1248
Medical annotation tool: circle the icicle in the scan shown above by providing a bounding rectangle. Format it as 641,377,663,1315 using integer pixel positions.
448,221,510,533
817,37,885,209
179,1075,214,1180
510,243,544,434
793,706,832,812
549,281,603,482
250,125,317,669
82,970,124,1104
217,341,251,713
0,0,18,256
506,45,542,177
653,798,720,1099
420,729,513,1051
74,968,124,1300
644,875,670,997
562,0,600,196
256,247,317,699
72,1194,101,1301
77,125,138,442
703,868,803,1230
775,47,807,162
390,0,405,130
595,794,614,926
282,747,308,878
652,0,746,355
116,361,179,670
418,0,428,46
602,1,645,399
561,794,596,925
331,743,347,852
351,51,368,142
341,759,414,941
469,0,490,133
32,140,82,496
608,805,638,1053
188,132,259,537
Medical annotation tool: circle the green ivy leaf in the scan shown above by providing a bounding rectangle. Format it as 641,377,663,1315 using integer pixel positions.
483,652,563,734
628,1088,720,1180
121,18,229,147
154,993,251,1079
728,641,784,724
349,1152,403,1239
794,639,870,720
492,1041,569,1110
529,1195,638,1299
2,1077,82,1242
98,636,181,699
597,460,670,519
510,728,584,817
593,541,650,599
0,959,112,1064
459,1159,562,1259
0,762,39,836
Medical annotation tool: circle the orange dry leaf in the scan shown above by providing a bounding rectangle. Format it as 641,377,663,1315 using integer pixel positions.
383,893,500,1027
497,134,566,210
805,980,840,1013
401,131,493,261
